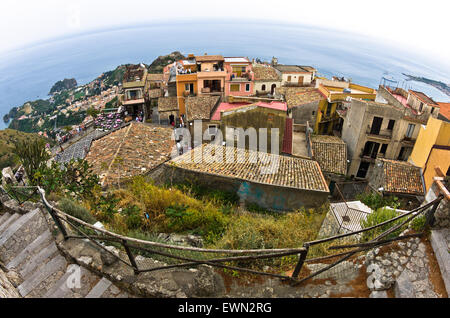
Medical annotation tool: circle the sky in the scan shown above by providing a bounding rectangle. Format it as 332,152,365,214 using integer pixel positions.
0,0,449,71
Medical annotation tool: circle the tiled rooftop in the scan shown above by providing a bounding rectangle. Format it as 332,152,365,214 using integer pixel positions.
277,87,324,109
437,102,450,121
147,74,164,82
167,144,329,192
158,97,179,112
253,65,280,81
409,90,438,106
274,65,310,73
311,135,347,175
185,96,220,121
195,55,224,62
148,89,162,99
380,159,424,195
85,123,174,187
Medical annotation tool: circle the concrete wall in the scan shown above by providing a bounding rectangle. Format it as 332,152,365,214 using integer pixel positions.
220,106,286,154
159,164,328,211
290,100,319,126
423,148,450,192
253,81,281,95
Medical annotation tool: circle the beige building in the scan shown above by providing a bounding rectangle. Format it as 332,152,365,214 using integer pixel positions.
252,64,281,95
341,97,433,179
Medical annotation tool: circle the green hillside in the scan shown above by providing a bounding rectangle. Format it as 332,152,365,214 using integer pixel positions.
0,129,53,170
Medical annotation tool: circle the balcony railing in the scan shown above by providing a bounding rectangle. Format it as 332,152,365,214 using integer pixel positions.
366,127,392,139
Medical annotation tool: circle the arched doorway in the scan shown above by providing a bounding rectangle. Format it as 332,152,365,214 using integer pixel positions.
271,84,276,94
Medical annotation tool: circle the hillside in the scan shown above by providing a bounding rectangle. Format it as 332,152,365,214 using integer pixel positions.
49,78,78,95
147,51,186,73
0,129,53,170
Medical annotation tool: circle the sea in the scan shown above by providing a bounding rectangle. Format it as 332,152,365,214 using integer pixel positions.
0,20,449,130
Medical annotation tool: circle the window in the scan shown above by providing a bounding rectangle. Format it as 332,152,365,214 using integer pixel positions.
419,102,424,112
261,84,266,91
245,83,250,92
431,107,434,114
208,125,218,135
230,84,240,92
287,75,292,82
362,141,380,159
312,111,315,116
405,124,415,138
326,103,332,116
380,144,388,155
267,113,274,122
387,119,395,130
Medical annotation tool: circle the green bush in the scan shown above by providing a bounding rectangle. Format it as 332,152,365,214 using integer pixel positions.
58,198,96,224
410,214,427,232
356,192,399,211
360,207,405,242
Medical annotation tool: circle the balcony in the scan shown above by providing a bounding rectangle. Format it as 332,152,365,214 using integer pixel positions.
401,136,416,144
227,72,254,82
366,127,392,140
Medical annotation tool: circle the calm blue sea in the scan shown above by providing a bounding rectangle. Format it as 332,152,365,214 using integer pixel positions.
0,20,449,130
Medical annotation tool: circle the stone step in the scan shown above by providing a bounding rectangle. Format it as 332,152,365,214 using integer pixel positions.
0,213,20,234
6,230,52,271
430,229,450,295
0,212,11,226
20,241,59,279
44,264,101,298
0,208,48,264
85,277,112,298
17,254,67,297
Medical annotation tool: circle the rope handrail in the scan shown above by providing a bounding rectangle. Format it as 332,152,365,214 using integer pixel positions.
1,184,443,284
35,186,306,255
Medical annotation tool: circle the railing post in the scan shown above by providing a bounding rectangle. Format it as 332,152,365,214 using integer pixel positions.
48,206,69,241
292,244,309,279
122,239,139,275
425,197,441,228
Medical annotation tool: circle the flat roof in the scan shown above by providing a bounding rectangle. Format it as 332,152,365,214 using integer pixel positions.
167,144,329,192
224,57,250,63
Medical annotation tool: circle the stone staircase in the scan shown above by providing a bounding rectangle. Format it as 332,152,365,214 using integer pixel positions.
0,208,132,298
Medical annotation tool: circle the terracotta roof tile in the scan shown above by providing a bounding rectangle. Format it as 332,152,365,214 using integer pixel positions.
85,123,174,187
149,89,162,99
380,159,424,195
277,87,324,109
311,135,347,175
409,90,438,106
253,65,280,81
195,55,224,62
147,73,164,81
167,144,329,192
437,102,450,121
185,96,220,121
158,97,178,112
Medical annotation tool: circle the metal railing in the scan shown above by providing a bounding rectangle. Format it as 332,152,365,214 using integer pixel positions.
0,185,442,286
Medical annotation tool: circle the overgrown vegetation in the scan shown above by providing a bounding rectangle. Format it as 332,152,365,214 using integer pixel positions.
12,138,50,184
360,207,406,242
356,192,400,211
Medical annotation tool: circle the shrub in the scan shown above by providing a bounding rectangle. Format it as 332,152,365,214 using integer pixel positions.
356,192,399,211
360,207,405,242
410,214,427,232
58,198,96,224
213,209,326,250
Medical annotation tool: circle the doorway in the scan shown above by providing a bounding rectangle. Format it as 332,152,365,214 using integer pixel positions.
356,161,370,178
370,117,383,135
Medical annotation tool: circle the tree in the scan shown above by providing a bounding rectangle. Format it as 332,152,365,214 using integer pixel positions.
87,107,100,118
12,138,50,185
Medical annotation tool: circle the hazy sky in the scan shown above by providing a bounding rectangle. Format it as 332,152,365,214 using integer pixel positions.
1,0,449,69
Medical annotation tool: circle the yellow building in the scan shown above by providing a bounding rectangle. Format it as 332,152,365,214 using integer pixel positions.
315,82,376,134
176,73,198,115
409,116,450,191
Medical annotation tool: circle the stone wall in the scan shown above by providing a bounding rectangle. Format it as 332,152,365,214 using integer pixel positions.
0,267,20,298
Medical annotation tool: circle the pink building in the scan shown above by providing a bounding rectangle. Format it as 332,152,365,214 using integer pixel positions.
224,57,254,97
